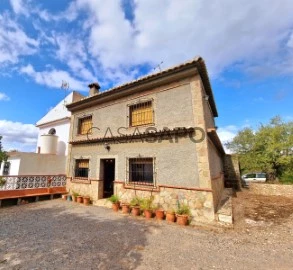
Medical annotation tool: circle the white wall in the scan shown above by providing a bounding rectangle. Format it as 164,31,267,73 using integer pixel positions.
36,120,70,155
0,157,20,176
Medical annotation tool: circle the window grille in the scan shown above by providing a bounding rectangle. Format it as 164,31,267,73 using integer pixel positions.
3,162,10,176
78,116,92,135
128,158,154,185
75,159,89,178
129,101,153,127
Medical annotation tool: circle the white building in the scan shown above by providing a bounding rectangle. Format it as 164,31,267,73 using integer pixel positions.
0,91,84,176
36,91,84,156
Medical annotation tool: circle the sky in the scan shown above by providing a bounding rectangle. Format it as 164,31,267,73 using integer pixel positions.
0,0,292,152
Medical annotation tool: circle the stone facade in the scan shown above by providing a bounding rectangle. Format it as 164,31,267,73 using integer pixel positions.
66,178,103,202
66,58,225,224
114,182,214,223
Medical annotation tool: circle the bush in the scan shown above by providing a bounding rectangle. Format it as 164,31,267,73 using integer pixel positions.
72,191,79,197
140,197,154,210
0,177,6,187
176,203,191,216
107,194,120,203
279,171,293,185
130,197,143,207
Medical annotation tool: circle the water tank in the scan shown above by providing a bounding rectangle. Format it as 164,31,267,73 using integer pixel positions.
40,134,58,154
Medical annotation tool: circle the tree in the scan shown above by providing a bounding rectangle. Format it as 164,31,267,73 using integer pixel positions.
0,135,8,164
226,116,293,181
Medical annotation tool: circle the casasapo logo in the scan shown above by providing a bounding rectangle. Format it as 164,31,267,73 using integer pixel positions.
86,126,205,143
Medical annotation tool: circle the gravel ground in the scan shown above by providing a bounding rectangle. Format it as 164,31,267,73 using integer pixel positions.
1,193,293,270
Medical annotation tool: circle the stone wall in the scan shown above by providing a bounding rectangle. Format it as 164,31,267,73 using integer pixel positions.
211,174,224,211
224,155,241,190
66,178,103,203
250,183,293,197
114,182,215,223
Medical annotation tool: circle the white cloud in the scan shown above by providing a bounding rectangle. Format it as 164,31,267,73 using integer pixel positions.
54,34,95,82
217,125,239,153
20,64,87,91
0,14,39,66
9,0,29,16
0,92,10,101
0,120,38,152
217,125,238,144
73,0,293,80
4,0,293,89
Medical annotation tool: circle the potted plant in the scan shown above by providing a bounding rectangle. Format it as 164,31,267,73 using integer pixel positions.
83,196,91,206
71,191,79,202
130,197,142,216
166,208,176,222
121,202,130,214
107,194,120,212
77,195,83,203
62,194,68,201
176,203,190,226
140,197,154,219
155,205,165,220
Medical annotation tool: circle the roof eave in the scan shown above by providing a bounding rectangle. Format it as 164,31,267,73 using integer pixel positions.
66,57,218,117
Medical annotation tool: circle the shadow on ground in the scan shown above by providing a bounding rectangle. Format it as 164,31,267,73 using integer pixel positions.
0,201,158,270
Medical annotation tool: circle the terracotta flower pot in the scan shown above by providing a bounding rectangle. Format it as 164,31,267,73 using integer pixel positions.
155,209,165,220
166,212,176,223
72,195,77,202
144,209,153,219
83,196,90,206
121,204,130,214
62,194,68,201
112,202,120,212
77,196,83,203
131,206,141,216
176,214,189,226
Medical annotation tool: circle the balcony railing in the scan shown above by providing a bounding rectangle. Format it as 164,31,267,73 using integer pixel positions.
0,175,66,191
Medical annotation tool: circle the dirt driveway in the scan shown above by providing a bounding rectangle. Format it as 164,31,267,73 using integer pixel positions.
0,191,293,270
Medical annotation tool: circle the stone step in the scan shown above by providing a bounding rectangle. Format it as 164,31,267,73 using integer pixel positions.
93,198,112,208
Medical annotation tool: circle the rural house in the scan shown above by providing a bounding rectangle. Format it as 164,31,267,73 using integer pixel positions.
66,57,225,223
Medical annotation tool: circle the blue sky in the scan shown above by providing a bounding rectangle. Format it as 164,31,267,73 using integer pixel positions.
0,0,292,151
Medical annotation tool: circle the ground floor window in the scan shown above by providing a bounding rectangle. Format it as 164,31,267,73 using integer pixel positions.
3,161,10,176
75,159,89,178
128,158,154,184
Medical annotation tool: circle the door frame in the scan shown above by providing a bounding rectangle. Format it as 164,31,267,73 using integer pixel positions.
100,158,116,198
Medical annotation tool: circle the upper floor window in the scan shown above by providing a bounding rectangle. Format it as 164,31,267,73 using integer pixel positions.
75,159,89,178
129,101,153,127
78,115,92,135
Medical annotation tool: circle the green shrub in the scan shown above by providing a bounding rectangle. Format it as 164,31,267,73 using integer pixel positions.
176,203,191,216
0,177,6,187
72,191,79,197
130,196,143,207
107,194,120,203
140,197,154,210
279,171,293,185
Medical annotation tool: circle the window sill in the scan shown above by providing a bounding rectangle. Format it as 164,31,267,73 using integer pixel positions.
124,182,159,192
71,178,91,184
128,123,155,129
